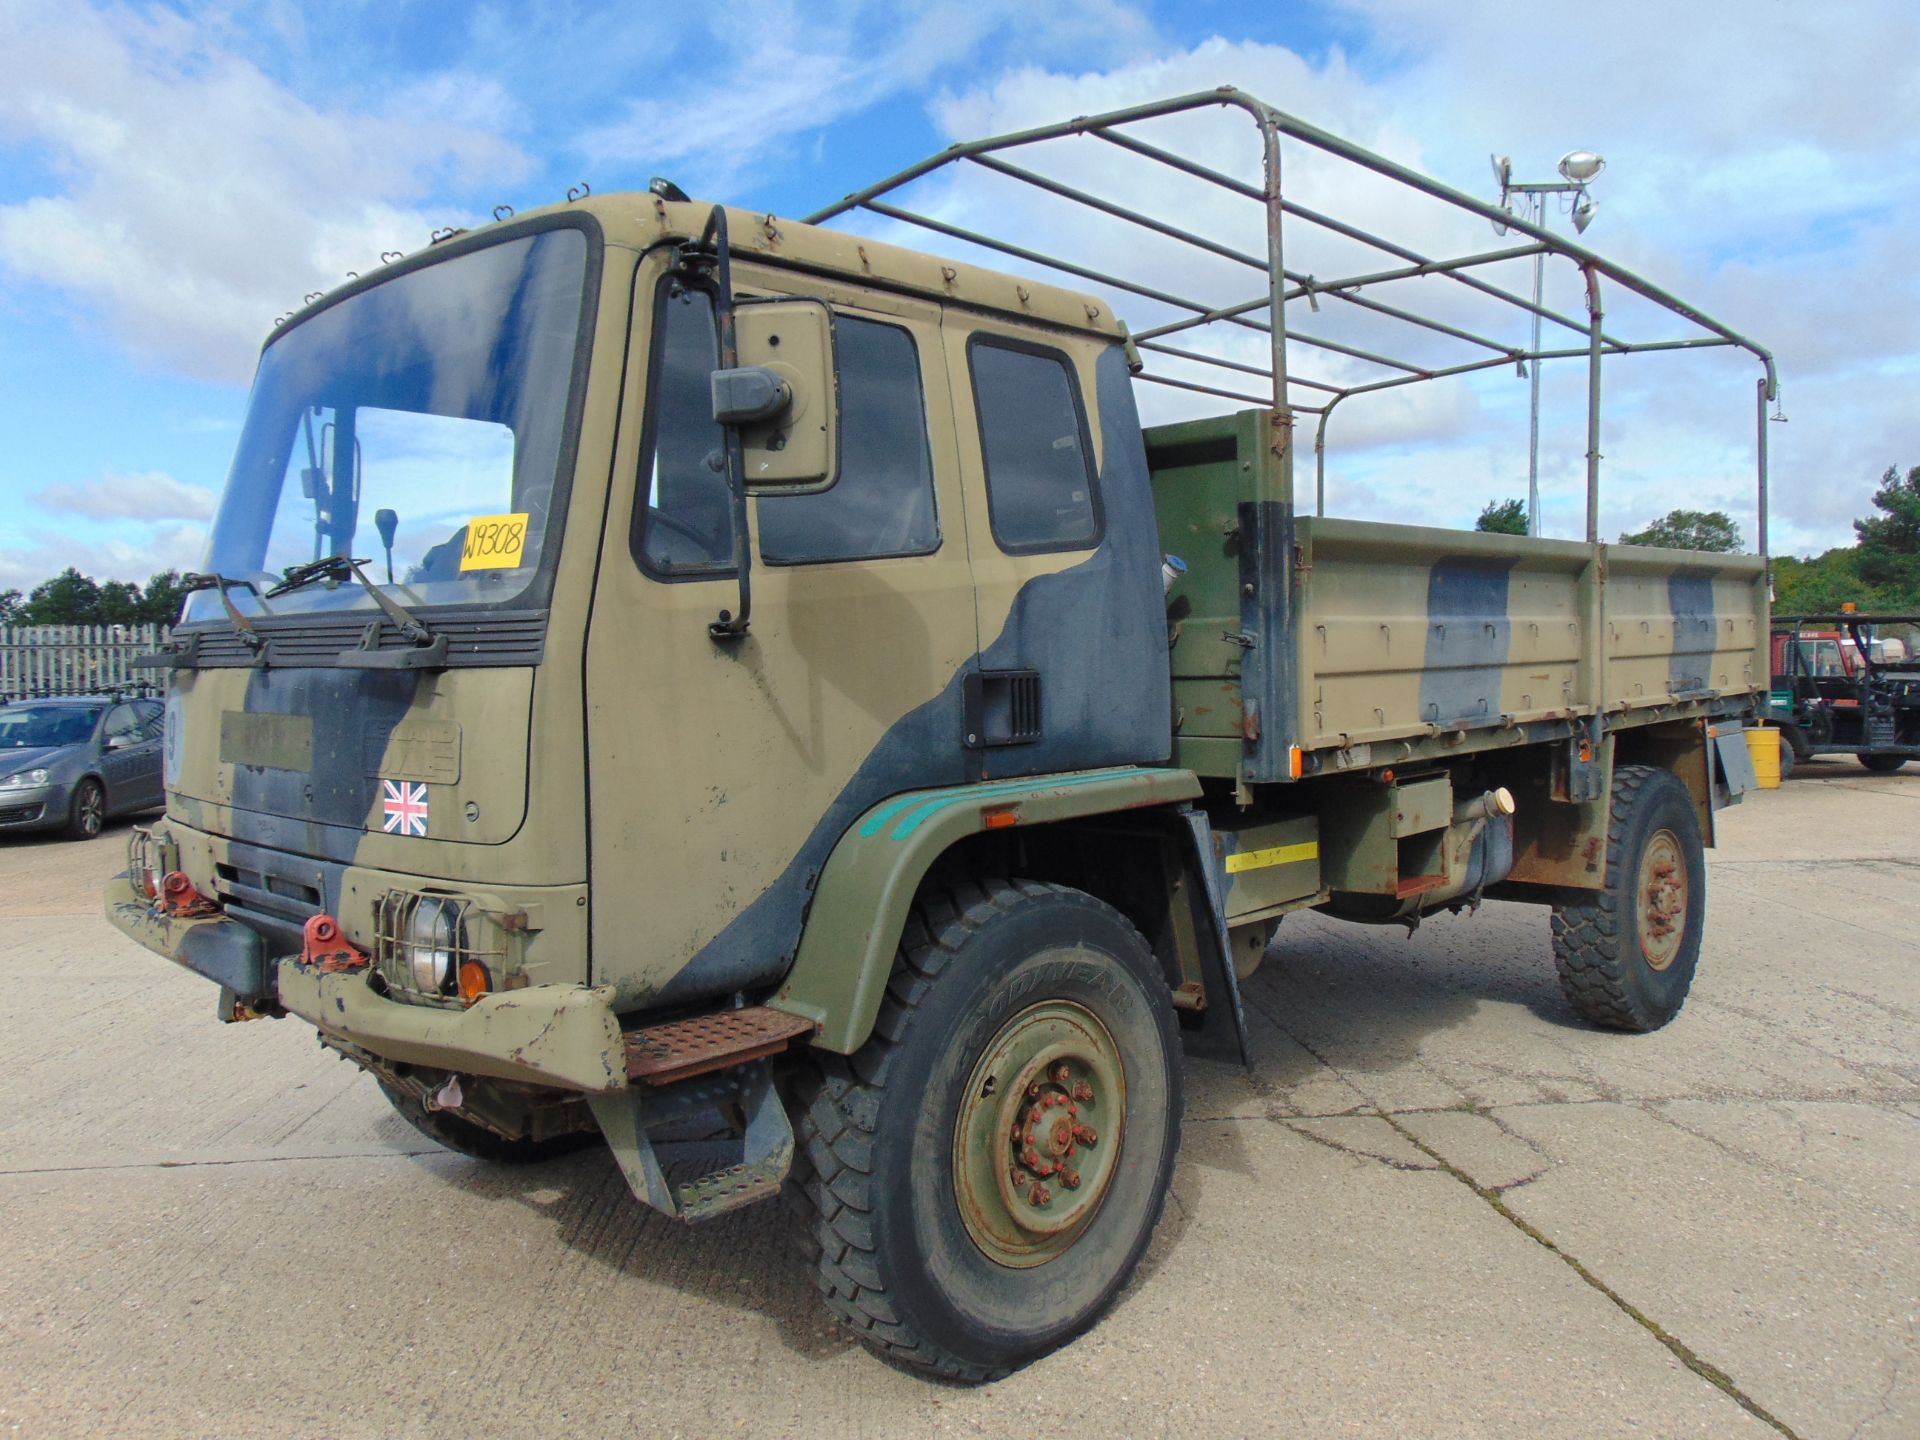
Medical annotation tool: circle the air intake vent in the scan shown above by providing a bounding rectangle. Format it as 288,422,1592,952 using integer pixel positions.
964,670,1043,748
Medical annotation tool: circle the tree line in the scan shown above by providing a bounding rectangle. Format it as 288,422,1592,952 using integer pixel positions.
13,464,1920,627
1475,463,1920,612
0,569,190,628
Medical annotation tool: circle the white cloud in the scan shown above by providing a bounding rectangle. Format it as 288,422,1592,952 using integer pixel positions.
0,1,533,384
0,522,206,592
34,470,216,522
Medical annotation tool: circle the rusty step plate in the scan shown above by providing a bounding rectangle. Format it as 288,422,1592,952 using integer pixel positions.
624,1007,816,1087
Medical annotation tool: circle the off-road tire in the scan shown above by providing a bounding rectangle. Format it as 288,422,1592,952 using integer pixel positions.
1777,735,1794,781
377,1080,596,1164
64,778,105,840
1859,753,1907,773
1550,765,1705,1032
788,877,1182,1382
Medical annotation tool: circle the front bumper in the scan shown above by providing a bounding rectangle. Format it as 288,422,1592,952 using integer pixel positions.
104,870,627,1094
105,869,270,994
275,964,627,1093
0,783,67,830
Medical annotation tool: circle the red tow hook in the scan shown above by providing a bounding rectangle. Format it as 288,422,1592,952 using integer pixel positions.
301,914,370,973
157,870,220,919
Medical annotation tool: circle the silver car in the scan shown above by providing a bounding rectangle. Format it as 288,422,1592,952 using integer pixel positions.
0,696,165,839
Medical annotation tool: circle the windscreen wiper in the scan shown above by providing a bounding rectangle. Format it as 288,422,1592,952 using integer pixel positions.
134,571,273,670
267,554,448,670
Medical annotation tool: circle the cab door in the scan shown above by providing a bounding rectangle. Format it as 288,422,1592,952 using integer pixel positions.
584,255,980,1009
938,313,1170,781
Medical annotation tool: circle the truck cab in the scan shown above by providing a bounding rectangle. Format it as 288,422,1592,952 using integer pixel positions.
121,195,1169,1029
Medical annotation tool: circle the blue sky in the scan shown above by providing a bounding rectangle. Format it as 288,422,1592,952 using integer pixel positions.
2,0,1917,591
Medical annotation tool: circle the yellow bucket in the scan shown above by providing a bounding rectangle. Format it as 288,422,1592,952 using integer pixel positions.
1745,725,1781,789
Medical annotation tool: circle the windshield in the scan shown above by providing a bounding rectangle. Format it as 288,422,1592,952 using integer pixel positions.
189,226,590,623
0,705,101,748
1796,639,1847,676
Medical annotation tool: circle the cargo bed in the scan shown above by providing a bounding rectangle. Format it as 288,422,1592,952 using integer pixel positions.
1148,410,1767,784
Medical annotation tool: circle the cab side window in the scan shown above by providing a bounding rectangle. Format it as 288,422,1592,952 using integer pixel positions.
634,282,735,574
103,704,141,744
968,338,1100,553
757,315,938,564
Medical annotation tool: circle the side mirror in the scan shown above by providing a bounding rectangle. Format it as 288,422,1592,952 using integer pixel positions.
106,734,134,750
722,298,837,491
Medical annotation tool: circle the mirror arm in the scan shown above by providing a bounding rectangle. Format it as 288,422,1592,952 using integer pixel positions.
692,205,753,643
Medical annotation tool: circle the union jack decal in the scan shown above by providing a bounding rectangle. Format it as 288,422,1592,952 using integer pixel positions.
381,780,429,837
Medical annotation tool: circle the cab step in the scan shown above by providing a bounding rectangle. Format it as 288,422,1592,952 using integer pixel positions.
624,1006,816,1086
591,1017,806,1223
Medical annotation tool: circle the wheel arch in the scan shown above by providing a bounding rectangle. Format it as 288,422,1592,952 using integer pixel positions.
768,767,1203,1054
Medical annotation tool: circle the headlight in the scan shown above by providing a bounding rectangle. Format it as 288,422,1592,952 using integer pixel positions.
0,769,49,788
405,897,462,994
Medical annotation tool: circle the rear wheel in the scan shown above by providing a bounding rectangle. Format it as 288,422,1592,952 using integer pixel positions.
1777,735,1795,781
790,877,1181,1382
1551,765,1706,1032
64,779,105,840
1859,753,1907,773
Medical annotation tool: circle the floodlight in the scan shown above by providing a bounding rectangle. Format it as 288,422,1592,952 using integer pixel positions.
1558,150,1605,183
1571,195,1599,233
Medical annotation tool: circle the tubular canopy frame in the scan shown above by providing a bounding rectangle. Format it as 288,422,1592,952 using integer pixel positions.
805,87,1777,551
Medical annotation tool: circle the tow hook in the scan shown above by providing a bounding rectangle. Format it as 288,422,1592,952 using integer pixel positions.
300,914,370,972
157,870,220,919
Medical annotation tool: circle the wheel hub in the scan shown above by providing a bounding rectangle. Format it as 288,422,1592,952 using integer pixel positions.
1636,828,1688,970
954,1001,1126,1268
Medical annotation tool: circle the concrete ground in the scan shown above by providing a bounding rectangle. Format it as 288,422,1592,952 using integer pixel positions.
0,759,1914,1439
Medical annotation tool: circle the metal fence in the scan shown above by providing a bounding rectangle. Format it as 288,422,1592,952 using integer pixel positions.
0,624,172,701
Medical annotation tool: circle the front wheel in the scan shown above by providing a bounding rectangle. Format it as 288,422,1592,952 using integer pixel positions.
1551,765,1706,1032
790,877,1181,1382
64,778,105,840
1859,753,1907,773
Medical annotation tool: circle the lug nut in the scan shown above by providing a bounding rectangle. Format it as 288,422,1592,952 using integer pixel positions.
1073,1081,1094,1102
1028,1183,1052,1207
1053,1064,1072,1085
1062,1168,1081,1189
1074,1124,1098,1146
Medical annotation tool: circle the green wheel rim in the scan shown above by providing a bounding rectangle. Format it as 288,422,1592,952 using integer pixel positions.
952,999,1127,1269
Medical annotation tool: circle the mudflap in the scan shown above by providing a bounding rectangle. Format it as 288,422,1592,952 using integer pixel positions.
1175,805,1253,1069
588,1060,794,1223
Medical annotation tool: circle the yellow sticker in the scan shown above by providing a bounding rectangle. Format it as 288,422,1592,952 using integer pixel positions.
1224,841,1319,874
459,513,531,570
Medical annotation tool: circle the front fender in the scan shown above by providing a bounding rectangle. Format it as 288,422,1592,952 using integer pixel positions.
767,765,1201,1054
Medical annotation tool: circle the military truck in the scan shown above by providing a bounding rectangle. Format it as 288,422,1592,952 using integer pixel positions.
108,90,1775,1380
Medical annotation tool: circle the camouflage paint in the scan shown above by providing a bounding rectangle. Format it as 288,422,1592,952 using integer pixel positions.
1667,571,1718,696
1420,556,1521,728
